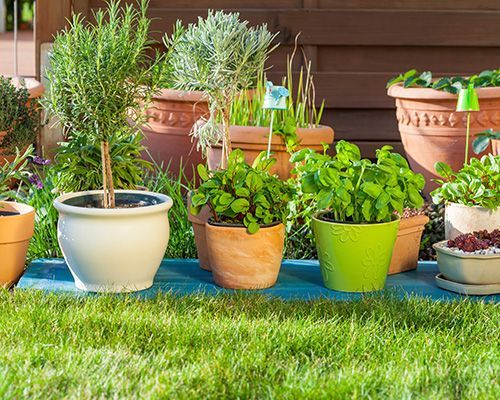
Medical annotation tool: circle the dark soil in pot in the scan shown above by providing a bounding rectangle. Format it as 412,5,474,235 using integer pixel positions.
62,192,166,209
0,211,20,217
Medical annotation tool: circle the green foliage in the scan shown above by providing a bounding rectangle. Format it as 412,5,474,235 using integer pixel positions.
292,141,425,223
431,155,500,209
0,146,34,200
230,39,325,153
144,162,197,259
0,77,40,153
53,133,151,193
473,129,500,154
168,10,277,154
387,69,500,94
42,0,163,145
190,149,293,233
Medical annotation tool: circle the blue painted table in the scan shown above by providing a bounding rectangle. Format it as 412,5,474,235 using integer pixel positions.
17,259,499,302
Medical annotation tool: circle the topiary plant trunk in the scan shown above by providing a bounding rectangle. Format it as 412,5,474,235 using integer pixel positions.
100,140,115,208
220,106,233,169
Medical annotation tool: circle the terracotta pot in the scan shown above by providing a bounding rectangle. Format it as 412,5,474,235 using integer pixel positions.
0,201,35,287
0,77,44,165
492,139,500,156
187,191,212,271
206,221,285,289
387,84,500,195
445,202,500,240
388,214,429,275
141,89,208,180
207,125,334,179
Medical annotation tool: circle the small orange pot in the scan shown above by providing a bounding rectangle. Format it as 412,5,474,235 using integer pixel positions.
187,192,212,271
0,201,35,287
388,214,429,275
206,221,285,289
207,125,334,179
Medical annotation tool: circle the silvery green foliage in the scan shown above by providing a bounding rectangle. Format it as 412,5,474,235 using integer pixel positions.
167,10,277,154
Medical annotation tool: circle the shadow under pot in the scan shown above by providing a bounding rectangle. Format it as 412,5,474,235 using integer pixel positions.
205,220,285,289
312,211,400,292
0,202,35,287
53,190,173,293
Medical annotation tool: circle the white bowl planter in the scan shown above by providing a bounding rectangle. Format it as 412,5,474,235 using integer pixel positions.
433,241,500,285
54,190,173,293
445,202,500,240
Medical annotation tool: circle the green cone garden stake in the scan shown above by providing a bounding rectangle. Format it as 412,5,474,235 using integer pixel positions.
263,81,289,158
456,83,480,165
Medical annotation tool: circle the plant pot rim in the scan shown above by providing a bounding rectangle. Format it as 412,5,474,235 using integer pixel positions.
207,219,282,230
0,201,35,218
153,88,207,103
446,202,498,211
398,213,429,228
387,82,500,100
4,76,45,99
433,240,500,260
54,190,173,216
312,211,400,226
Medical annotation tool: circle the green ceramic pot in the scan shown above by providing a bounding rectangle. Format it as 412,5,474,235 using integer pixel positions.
312,212,400,292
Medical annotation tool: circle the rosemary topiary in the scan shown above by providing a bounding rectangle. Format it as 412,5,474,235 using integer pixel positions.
42,0,164,208
0,77,39,154
167,10,277,167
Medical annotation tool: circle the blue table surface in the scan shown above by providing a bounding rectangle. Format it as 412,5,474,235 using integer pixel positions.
17,259,499,302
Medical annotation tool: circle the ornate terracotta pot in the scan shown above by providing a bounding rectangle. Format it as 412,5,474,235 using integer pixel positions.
207,124,334,179
387,84,500,195
141,89,208,180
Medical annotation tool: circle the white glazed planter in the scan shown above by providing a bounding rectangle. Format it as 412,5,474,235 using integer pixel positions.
445,202,500,240
54,190,173,293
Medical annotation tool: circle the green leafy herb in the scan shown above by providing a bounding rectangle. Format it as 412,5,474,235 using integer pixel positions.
431,155,500,209
387,69,499,94
190,149,293,233
292,141,425,223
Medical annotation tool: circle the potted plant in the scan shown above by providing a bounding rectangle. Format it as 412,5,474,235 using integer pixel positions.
169,10,276,269
42,1,173,292
293,140,425,292
0,76,40,164
190,149,292,289
431,155,500,240
141,21,208,181
387,69,500,194
0,147,35,287
473,129,500,156
212,38,333,180
433,230,499,295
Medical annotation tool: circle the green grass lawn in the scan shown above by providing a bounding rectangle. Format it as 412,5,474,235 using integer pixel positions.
0,290,498,399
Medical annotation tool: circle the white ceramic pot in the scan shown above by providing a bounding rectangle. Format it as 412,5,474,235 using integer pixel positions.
54,190,173,292
433,241,500,285
445,202,500,240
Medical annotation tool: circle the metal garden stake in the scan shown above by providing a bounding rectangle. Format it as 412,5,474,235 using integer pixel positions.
263,81,289,158
456,83,480,165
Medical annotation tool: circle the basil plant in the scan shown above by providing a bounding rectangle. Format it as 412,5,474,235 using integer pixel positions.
190,149,293,234
291,141,425,223
431,155,500,210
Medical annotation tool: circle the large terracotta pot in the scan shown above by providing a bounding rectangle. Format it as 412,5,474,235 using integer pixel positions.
207,125,334,179
445,202,500,240
0,201,35,287
206,221,285,289
388,214,429,275
0,77,44,164
387,84,500,195
187,191,212,271
141,89,208,180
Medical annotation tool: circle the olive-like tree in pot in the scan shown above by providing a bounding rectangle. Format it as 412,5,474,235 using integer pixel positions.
168,10,277,168
43,0,164,208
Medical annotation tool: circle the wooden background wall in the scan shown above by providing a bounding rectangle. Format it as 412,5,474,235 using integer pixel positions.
36,0,500,157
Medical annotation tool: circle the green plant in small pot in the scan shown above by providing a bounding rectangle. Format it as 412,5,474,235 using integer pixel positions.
292,141,425,292
42,0,174,293
431,155,500,240
190,149,293,289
